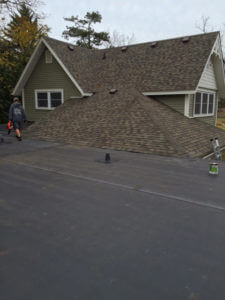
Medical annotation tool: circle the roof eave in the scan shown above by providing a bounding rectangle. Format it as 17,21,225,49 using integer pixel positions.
142,90,196,96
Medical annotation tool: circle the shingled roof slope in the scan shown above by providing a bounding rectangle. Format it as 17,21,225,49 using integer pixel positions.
44,31,218,93
24,88,225,158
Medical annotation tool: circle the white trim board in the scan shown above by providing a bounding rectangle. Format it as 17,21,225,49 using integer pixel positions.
184,94,190,117
22,88,25,110
13,39,44,95
142,90,196,96
35,89,64,110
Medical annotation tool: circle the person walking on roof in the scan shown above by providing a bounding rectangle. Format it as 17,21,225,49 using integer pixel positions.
9,97,27,141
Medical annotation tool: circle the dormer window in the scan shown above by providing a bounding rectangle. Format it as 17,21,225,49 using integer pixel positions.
45,50,52,64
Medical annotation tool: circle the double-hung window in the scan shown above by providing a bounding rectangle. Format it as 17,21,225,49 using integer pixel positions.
35,90,63,110
194,91,215,116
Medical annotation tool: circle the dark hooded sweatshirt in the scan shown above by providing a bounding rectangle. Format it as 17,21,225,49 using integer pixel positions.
9,103,26,122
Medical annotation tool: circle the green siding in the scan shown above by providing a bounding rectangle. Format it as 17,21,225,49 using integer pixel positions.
24,49,82,121
154,94,217,126
154,95,185,114
189,94,194,117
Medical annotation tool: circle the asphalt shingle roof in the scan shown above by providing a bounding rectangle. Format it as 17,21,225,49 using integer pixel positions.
25,32,225,158
25,88,225,158
44,31,218,93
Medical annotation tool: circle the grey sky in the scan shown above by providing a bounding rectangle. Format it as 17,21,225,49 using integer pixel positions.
43,0,225,44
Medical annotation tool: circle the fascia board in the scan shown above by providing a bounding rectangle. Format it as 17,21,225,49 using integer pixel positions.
13,38,44,95
41,39,85,97
142,90,196,96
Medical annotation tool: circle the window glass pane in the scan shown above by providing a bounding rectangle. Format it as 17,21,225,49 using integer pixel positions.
202,93,208,114
38,100,48,107
51,92,61,100
37,92,48,107
37,92,47,100
50,92,62,108
208,94,214,114
195,92,201,114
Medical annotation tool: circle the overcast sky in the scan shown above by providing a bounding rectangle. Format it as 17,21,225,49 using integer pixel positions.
43,0,225,44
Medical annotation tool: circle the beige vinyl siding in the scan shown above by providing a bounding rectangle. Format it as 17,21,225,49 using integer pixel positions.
154,95,185,114
198,59,217,90
24,49,82,121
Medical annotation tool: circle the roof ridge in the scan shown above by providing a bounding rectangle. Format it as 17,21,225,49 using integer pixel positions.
98,31,219,51
137,93,189,157
133,90,184,156
43,36,93,51
43,31,219,52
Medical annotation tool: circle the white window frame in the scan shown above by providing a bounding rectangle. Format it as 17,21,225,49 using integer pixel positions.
35,89,64,110
193,90,216,117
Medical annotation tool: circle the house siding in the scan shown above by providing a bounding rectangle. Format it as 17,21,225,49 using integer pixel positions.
154,95,185,114
198,58,217,90
24,49,82,121
189,94,194,117
153,94,217,126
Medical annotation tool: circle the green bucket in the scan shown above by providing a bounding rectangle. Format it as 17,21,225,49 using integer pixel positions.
209,163,219,175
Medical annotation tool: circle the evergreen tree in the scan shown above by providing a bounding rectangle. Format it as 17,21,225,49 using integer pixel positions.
0,3,49,122
62,11,110,49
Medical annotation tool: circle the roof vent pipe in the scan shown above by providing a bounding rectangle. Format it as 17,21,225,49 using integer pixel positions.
182,37,190,43
150,42,157,48
109,89,118,94
68,45,74,51
121,46,128,52
102,52,106,59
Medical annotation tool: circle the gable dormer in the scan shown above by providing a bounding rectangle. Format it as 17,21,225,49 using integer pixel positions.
198,58,217,90
197,34,225,99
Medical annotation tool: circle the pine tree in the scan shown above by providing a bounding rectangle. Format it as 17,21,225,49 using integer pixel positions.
0,3,49,122
62,11,110,49
2,2,48,64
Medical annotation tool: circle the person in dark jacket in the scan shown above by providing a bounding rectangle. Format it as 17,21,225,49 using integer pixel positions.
8,97,27,141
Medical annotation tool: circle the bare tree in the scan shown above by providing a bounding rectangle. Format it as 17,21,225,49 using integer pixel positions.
195,15,213,33
106,30,136,48
0,0,42,14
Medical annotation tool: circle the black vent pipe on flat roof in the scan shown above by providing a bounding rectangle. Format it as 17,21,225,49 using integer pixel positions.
105,153,111,163
102,52,106,59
